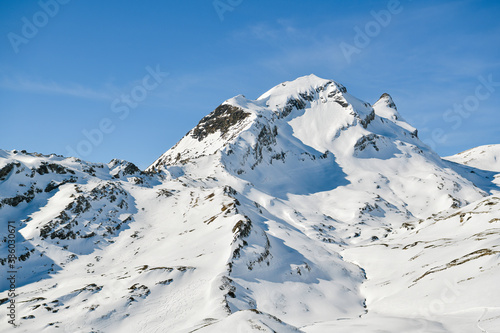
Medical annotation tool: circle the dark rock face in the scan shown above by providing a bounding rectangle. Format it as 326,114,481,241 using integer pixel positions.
1,184,40,207
0,162,20,180
334,99,349,108
354,134,380,152
191,104,250,141
45,177,78,193
35,162,75,176
252,125,278,169
360,110,376,129
122,162,141,176
280,97,307,118
278,82,347,119
110,160,143,179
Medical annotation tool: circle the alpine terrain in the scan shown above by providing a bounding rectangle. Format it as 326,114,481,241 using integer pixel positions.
1,74,499,332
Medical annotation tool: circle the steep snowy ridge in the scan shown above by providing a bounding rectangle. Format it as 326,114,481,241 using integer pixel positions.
1,75,499,332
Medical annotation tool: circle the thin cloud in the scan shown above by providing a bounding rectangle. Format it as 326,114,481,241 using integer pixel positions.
0,76,113,100
233,19,313,46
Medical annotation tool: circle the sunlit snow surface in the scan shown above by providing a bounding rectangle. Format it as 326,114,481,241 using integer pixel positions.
1,75,499,332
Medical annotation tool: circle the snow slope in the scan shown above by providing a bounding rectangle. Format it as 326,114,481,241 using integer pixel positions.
1,75,499,332
445,144,500,172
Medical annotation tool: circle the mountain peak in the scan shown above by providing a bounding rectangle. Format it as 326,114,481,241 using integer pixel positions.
375,93,397,110
257,74,347,109
147,75,424,172
371,92,418,136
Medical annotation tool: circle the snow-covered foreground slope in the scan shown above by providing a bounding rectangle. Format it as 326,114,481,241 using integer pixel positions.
1,75,499,332
340,194,500,333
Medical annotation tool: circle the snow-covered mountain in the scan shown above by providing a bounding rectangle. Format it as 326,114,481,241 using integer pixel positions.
1,75,499,332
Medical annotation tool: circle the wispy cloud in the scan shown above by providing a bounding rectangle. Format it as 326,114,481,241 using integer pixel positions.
240,21,295,41
0,76,113,100
229,20,348,75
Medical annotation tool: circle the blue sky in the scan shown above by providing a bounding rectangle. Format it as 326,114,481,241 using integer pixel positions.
1,0,499,169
